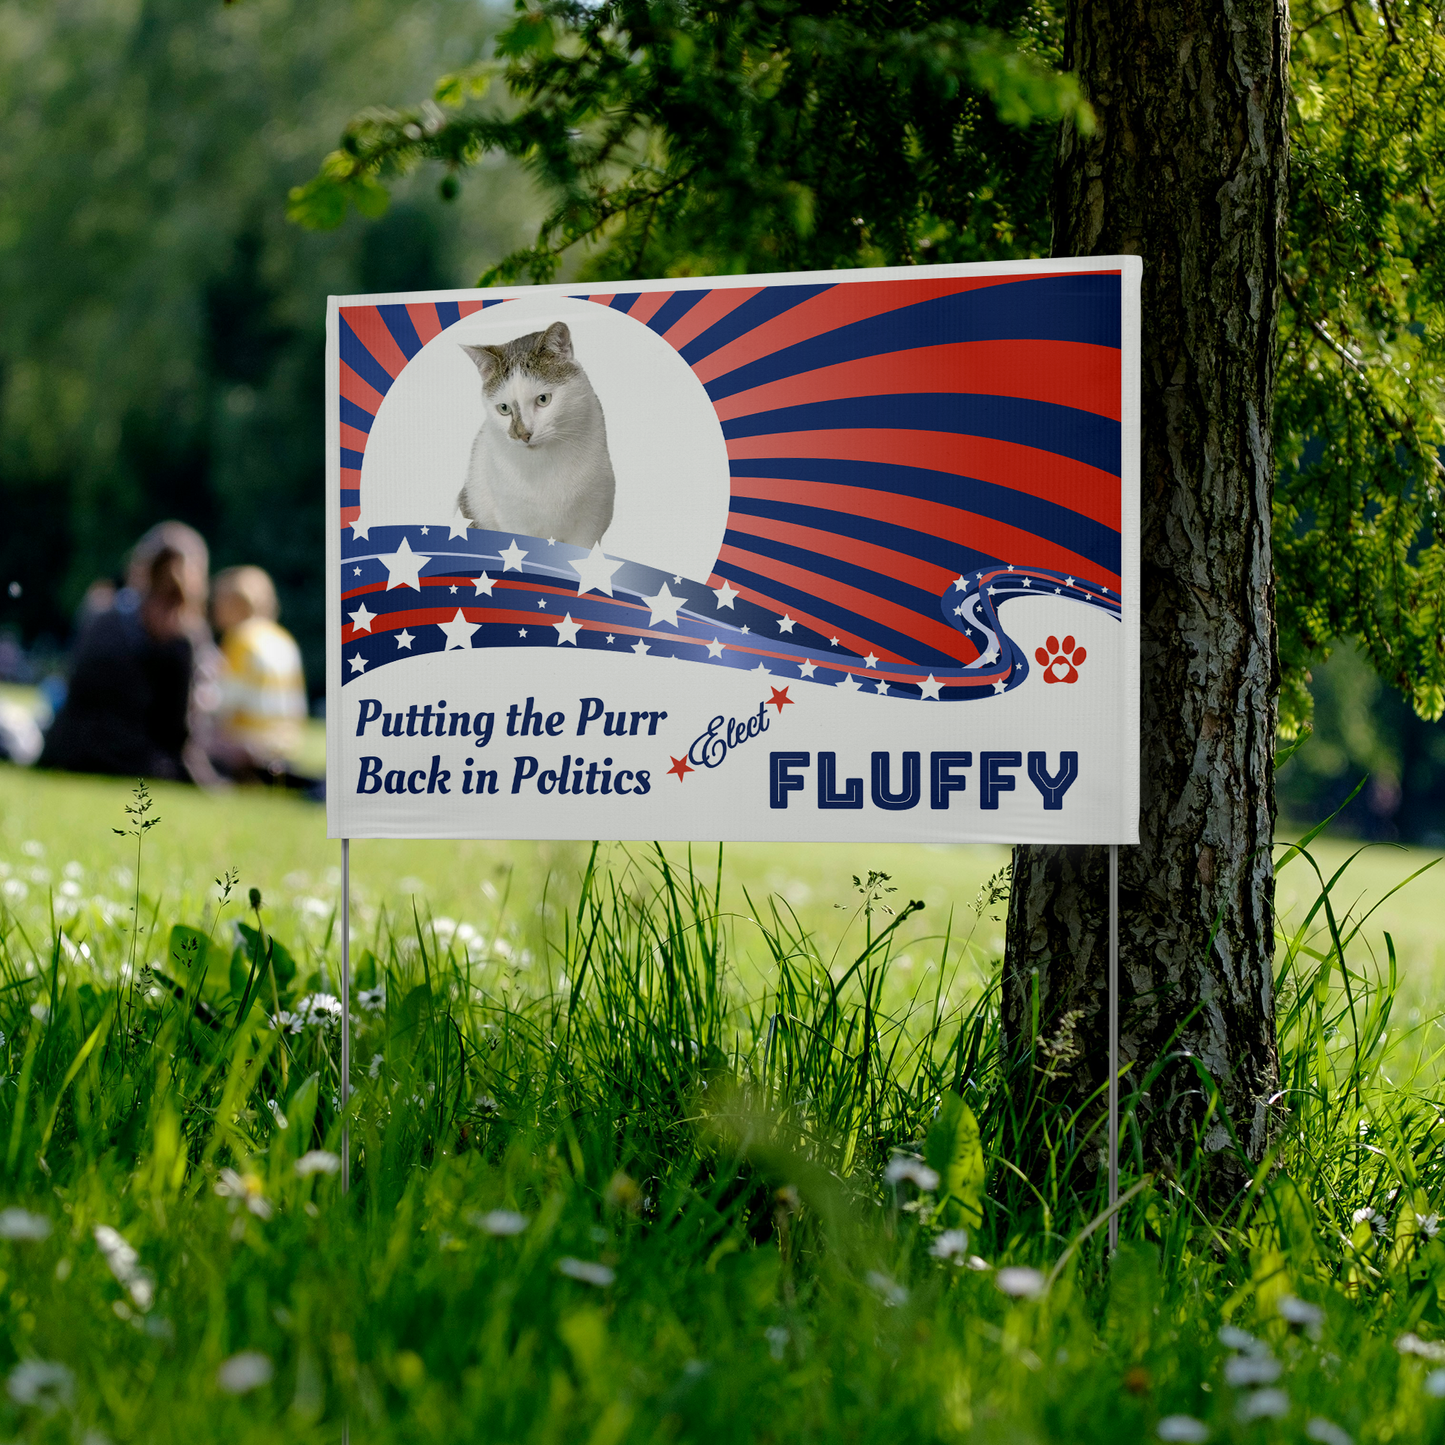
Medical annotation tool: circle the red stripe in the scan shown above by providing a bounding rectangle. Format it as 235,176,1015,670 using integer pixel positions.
728,474,1120,589
587,294,617,308
340,421,370,452
339,360,385,414
727,429,1121,531
341,466,360,487
722,516,971,660
457,301,490,319
623,291,670,326
663,288,762,350
407,303,445,347
341,306,408,381
714,339,1121,424
692,272,1086,386
341,506,359,525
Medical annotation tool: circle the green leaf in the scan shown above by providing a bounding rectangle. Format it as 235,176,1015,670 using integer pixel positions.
236,923,296,989
925,1093,984,1230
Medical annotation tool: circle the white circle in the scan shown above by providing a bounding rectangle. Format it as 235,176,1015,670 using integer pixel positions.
357,295,731,581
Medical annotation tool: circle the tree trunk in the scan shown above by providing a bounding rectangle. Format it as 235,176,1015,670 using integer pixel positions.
1001,0,1289,1180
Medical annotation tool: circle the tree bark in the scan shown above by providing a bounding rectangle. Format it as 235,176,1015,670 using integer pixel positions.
1002,0,1288,1179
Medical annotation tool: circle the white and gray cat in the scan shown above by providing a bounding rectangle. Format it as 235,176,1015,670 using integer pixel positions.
456,321,615,547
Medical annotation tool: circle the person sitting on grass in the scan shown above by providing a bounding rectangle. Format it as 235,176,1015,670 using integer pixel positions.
209,564,310,785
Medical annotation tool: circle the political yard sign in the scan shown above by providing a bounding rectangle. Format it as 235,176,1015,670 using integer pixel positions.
325,258,1140,844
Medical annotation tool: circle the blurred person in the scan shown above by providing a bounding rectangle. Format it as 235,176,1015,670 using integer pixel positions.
210,564,307,778
38,521,222,784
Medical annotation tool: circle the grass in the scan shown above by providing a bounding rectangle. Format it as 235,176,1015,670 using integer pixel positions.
1,763,1445,1444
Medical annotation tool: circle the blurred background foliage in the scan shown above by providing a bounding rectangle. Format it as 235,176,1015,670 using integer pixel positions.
0,0,1442,843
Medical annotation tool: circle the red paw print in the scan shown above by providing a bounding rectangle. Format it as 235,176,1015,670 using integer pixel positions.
1035,634,1086,684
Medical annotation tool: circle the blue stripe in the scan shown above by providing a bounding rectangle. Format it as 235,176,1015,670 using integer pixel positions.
678,285,832,366
645,291,708,337
340,489,359,507
707,273,1122,402
340,448,365,470
722,393,1121,477
610,294,640,311
339,398,374,434
730,455,1121,574
378,304,423,360
339,318,395,398
712,554,963,669
435,301,460,329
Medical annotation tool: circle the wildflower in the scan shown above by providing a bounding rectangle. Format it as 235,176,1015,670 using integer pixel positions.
369,1053,385,1079
1218,1325,1265,1354
297,993,343,1029
216,1351,274,1394
1351,1205,1388,1236
765,1325,789,1361
215,1169,273,1220
274,1011,304,1035
1305,1419,1352,1445
6,1359,74,1412
474,1094,501,1115
471,1210,528,1236
1224,1354,1281,1386
359,986,386,1012
295,1151,341,1177
556,1257,614,1287
994,1266,1046,1299
865,1270,908,1307
1396,1333,1445,1363
604,1172,642,1213
1278,1295,1325,1335
1237,1388,1289,1421
1417,1212,1441,1239
930,1229,970,1262
884,1155,940,1191
94,1225,154,1311
0,1208,51,1240
1156,1417,1210,1443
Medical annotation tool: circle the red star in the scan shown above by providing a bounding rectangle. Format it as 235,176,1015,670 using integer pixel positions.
766,686,793,715
667,755,694,781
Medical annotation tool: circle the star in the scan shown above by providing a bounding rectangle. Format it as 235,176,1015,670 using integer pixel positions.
473,572,495,597
1054,587,1061,594
1065,576,1075,588
864,653,878,669
673,574,683,584
449,510,470,540
767,686,793,714
351,519,371,541
667,755,694,782
500,539,528,572
751,661,771,677
919,674,943,700
349,602,376,633
777,614,796,634
829,636,840,646
570,543,623,597
979,645,998,664
547,537,556,546
394,629,415,650
706,638,725,658
953,575,968,591
420,525,430,535
378,535,431,591
993,680,1007,694
642,581,685,628
537,598,547,609
954,606,966,616
554,613,582,646
606,634,615,644
799,659,817,678
987,586,998,596
348,654,368,675
518,628,527,638
352,567,362,577
1006,563,1015,572
740,625,749,635
631,639,651,657
836,673,860,693
713,580,739,609
438,609,479,650
449,585,458,594
1022,577,1032,588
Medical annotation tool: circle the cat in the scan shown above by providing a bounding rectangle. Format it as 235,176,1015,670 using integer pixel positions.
455,321,616,548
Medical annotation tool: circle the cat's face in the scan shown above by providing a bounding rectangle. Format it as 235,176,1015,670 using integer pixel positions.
462,322,584,449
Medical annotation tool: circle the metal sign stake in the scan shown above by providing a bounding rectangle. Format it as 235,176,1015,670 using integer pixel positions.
1108,842,1119,1253
341,837,351,1193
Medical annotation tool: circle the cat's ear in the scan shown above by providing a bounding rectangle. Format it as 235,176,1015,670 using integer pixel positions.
460,344,504,385
538,322,574,362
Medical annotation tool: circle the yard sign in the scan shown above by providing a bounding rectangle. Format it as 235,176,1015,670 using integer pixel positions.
325,258,1140,843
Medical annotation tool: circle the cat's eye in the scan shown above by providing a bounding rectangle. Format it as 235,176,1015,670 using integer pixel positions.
535,393,551,407
496,403,511,415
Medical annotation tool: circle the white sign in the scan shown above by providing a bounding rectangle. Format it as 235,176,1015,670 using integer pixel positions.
326,258,1140,843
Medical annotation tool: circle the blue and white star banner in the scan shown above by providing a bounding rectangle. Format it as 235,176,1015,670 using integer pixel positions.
326,258,1140,843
